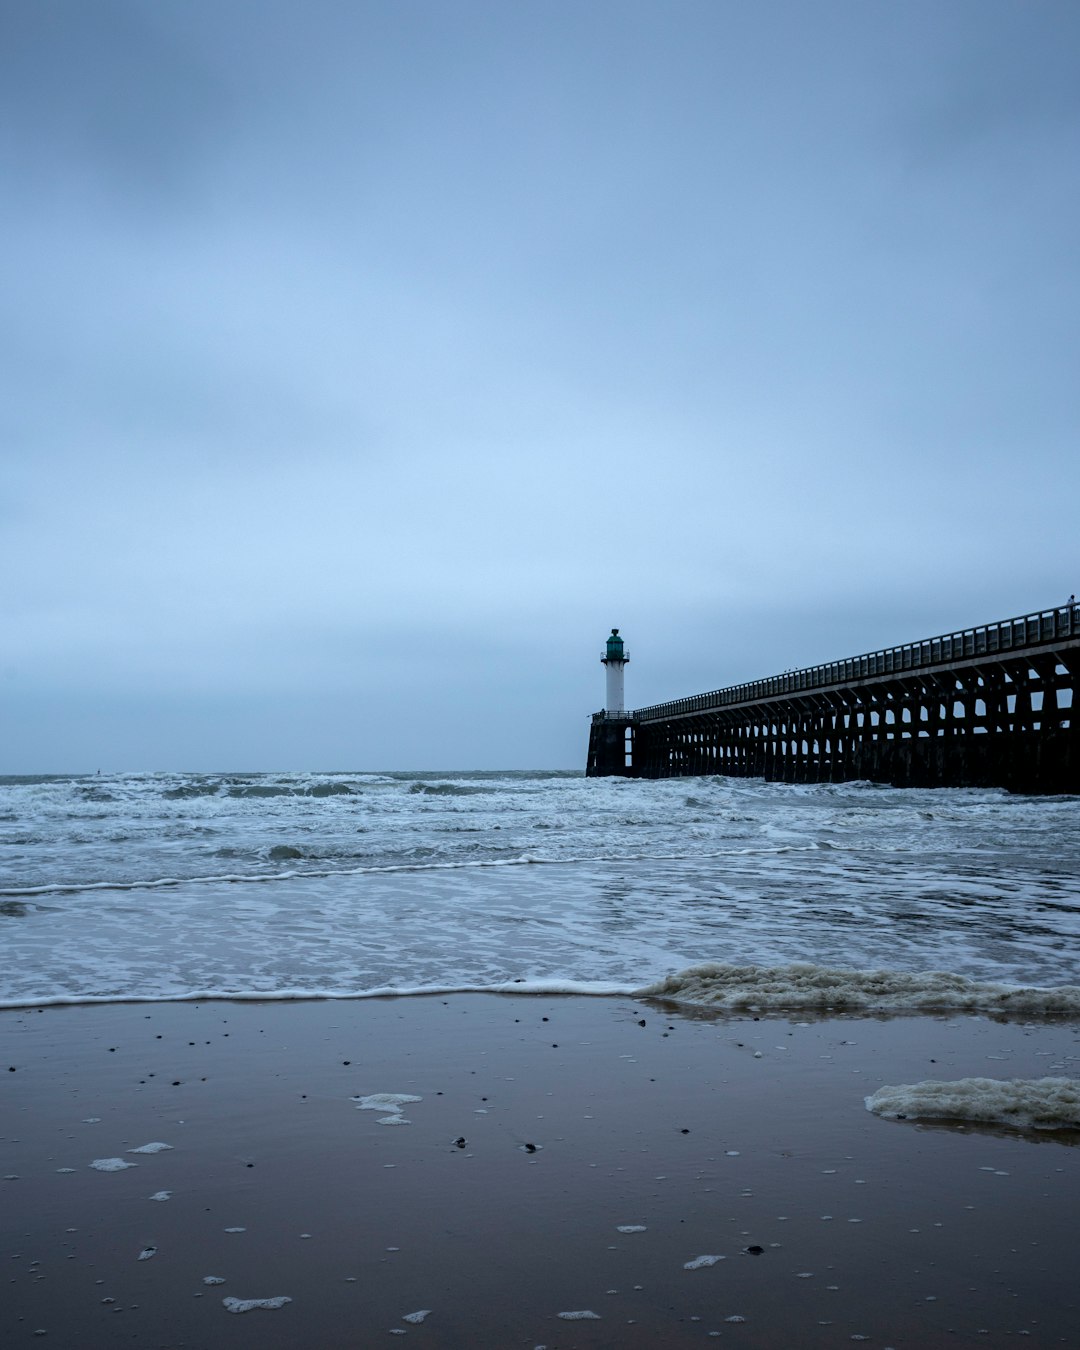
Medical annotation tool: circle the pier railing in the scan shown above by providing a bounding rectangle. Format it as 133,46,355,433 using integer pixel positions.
634,603,1080,722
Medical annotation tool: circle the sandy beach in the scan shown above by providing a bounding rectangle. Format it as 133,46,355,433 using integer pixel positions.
3,994,1079,1348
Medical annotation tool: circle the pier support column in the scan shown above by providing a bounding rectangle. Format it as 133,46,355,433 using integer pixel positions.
586,715,637,777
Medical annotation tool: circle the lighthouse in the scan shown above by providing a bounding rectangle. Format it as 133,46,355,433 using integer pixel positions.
586,629,636,777
602,628,628,714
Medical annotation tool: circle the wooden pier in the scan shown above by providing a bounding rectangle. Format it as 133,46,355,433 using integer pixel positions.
587,603,1080,793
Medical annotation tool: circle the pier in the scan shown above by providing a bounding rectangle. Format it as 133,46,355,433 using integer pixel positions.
587,603,1080,793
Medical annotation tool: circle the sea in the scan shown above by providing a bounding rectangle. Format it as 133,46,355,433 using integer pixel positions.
2,770,1079,1012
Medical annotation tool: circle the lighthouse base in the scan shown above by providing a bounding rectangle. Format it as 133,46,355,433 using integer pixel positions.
586,714,638,777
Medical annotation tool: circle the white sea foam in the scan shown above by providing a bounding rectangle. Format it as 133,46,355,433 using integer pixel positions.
637,962,1080,1015
684,1255,725,1269
0,845,808,900
148,1191,172,1201
203,1276,226,1285
222,1296,292,1313
128,1142,173,1154
0,980,634,1011
353,1093,422,1126
137,1247,157,1261
865,1076,1080,1129
402,1310,431,1323
90,1158,135,1171
558,1310,600,1320
616,1225,647,1233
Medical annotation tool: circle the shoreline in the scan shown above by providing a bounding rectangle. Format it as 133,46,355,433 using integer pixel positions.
4,994,1080,1347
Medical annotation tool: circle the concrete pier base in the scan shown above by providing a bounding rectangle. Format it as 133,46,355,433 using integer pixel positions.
585,714,637,777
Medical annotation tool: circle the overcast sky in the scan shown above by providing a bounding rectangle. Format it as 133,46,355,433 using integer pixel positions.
3,0,1078,771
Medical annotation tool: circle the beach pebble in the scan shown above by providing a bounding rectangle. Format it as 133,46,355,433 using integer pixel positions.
222,1296,292,1313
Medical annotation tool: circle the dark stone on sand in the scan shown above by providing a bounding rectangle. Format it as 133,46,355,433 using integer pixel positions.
454,1137,467,1148
746,1245,764,1255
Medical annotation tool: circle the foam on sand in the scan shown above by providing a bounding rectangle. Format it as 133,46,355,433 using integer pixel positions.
684,1254,725,1269
865,1076,1080,1130
352,1092,423,1125
222,1296,292,1313
636,962,1080,1015
90,1158,136,1172
128,1142,173,1154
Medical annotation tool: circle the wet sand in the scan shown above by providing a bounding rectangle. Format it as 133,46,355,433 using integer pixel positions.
3,994,1079,1349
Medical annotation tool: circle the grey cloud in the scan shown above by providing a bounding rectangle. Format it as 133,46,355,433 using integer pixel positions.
0,0,230,204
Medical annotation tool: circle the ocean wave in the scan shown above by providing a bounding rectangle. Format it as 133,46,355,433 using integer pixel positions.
162,782,221,799
636,962,1080,1015
0,844,815,899
0,978,636,1011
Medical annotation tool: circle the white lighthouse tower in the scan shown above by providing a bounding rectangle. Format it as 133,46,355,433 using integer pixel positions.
602,628,628,714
